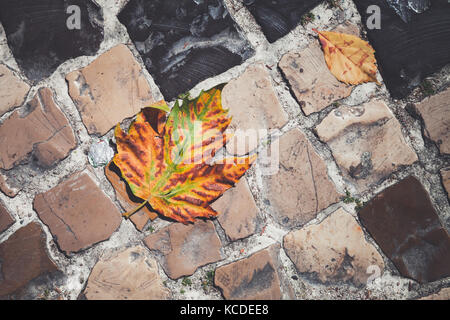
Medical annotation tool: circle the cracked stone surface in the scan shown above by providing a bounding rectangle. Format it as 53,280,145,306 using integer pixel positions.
118,0,254,101
33,170,122,255
284,207,384,286
358,176,450,283
144,220,222,280
0,87,77,170
0,0,103,82
414,87,450,154
83,246,170,300
0,64,30,117
244,0,323,43
66,44,155,136
223,63,288,155
0,201,14,234
212,178,259,241
265,128,341,228
0,222,62,299
316,100,418,191
105,161,158,232
214,244,292,300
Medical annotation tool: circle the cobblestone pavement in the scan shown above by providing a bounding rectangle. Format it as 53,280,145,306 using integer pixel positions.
0,0,449,300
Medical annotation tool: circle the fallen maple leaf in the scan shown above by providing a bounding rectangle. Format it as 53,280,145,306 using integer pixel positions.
113,86,257,224
313,29,380,85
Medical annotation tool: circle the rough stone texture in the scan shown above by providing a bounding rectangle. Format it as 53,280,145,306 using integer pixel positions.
358,176,450,283
441,168,450,198
414,87,450,154
66,44,155,136
33,170,122,255
222,64,288,155
284,208,384,286
419,287,450,300
83,246,170,300
265,128,341,228
0,222,61,299
0,0,103,82
118,0,254,101
0,64,30,117
214,244,290,300
144,220,222,279
0,87,77,170
279,22,359,116
212,179,258,241
0,173,19,198
105,161,158,231
0,201,14,234
316,100,418,191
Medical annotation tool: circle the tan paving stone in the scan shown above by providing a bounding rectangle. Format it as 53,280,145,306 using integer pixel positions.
315,100,418,191
33,170,122,255
0,222,61,299
0,201,14,234
144,220,222,279
441,168,450,198
419,287,450,300
0,87,76,170
265,128,341,228
66,44,155,136
83,246,170,300
415,87,450,154
284,207,384,286
214,244,291,300
0,172,19,198
0,64,30,117
212,179,258,241
222,64,288,155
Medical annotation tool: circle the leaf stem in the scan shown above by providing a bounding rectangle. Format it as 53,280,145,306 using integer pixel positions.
123,198,150,219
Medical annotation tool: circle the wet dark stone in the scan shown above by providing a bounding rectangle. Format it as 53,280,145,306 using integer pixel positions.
354,0,450,99
243,0,323,43
118,0,254,101
0,0,103,82
358,176,450,283
0,222,63,299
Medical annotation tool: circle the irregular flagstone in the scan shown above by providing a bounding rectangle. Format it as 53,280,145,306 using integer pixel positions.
0,201,14,234
419,287,450,300
283,208,384,286
214,244,292,300
83,246,170,300
144,220,222,279
66,44,155,136
358,176,450,283
118,0,254,101
0,173,19,198
0,0,103,82
414,87,450,154
0,222,62,299
279,23,359,115
265,128,341,228
315,100,418,191
105,161,158,232
212,179,259,241
0,87,77,170
0,64,30,117
441,168,450,198
33,170,122,255
223,64,288,155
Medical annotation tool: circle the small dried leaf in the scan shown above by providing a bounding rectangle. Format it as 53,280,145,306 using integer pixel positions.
314,29,380,85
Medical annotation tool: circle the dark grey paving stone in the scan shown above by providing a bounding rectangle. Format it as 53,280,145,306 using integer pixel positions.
358,176,450,283
354,0,450,99
0,0,103,82
243,0,323,43
118,0,254,101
